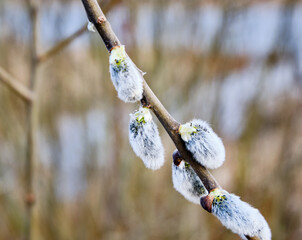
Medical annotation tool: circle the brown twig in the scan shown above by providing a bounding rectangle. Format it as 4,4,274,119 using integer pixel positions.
82,0,219,192
0,66,35,103
81,1,262,239
80,1,263,239
81,0,219,196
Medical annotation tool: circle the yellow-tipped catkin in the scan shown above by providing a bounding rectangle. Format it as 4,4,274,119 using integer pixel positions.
210,189,271,240
109,46,143,103
129,107,165,170
179,119,225,169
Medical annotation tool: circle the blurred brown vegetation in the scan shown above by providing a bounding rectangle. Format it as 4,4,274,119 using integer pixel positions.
0,0,302,239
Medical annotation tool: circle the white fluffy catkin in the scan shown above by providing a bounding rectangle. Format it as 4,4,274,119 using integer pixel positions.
129,107,165,170
109,45,143,103
210,189,271,240
172,159,208,204
179,119,225,169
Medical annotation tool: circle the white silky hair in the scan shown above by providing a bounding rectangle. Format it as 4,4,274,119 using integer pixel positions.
128,109,165,170
109,47,143,102
87,21,96,32
172,160,208,204
211,189,271,240
183,119,225,169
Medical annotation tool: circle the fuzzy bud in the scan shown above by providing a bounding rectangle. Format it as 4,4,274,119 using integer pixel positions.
129,107,165,170
179,119,225,169
109,46,143,102
87,21,96,32
172,150,208,204
202,189,271,240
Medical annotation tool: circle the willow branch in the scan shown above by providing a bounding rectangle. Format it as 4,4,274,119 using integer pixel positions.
81,0,218,192
80,1,263,239
0,66,35,103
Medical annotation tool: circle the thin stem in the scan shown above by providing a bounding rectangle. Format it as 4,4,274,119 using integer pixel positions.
24,0,38,239
0,66,35,103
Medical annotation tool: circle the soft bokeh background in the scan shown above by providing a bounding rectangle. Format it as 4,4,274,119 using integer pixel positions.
0,0,302,239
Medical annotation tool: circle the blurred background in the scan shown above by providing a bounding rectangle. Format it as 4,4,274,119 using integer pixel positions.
0,0,302,239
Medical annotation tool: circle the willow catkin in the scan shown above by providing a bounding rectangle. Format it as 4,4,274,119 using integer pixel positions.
109,45,143,102
172,155,208,204
179,119,225,169
129,107,165,170
201,189,271,240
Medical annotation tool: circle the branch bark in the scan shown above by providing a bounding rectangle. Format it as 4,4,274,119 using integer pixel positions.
0,67,35,103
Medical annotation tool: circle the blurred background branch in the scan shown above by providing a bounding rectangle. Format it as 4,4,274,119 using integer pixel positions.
0,66,34,102
24,1,38,239
0,0,121,239
37,24,87,64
